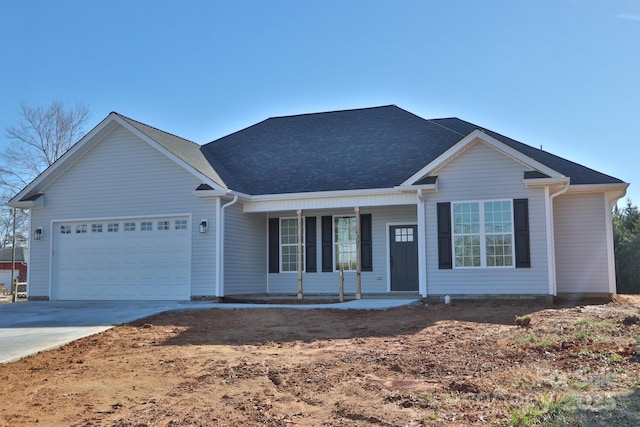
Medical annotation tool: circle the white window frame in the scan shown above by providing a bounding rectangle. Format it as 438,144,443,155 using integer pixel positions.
451,199,515,269
333,215,357,272
279,217,304,273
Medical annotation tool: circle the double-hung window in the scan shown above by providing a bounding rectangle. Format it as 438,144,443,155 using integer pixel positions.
334,216,357,271
280,218,303,272
452,200,514,268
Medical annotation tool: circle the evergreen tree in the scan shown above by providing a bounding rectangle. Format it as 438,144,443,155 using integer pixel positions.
613,199,640,293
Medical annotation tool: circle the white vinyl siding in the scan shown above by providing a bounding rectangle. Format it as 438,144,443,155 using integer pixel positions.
27,125,218,300
222,202,267,295
554,193,610,293
426,141,549,295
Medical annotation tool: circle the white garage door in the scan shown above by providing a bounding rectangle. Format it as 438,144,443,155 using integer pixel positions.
53,216,191,300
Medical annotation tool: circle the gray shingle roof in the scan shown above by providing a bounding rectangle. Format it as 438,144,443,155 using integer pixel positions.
115,113,227,189
201,105,623,195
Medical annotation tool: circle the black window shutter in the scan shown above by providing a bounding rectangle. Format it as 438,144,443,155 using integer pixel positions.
513,198,531,268
268,218,279,273
321,216,333,272
360,213,373,271
305,217,317,273
437,202,452,269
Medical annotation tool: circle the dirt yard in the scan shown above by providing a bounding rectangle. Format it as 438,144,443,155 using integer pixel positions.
1,296,639,426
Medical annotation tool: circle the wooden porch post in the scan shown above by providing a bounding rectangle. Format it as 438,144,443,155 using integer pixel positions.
355,206,362,300
297,209,303,300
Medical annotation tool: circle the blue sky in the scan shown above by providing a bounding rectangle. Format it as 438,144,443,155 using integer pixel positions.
1,1,639,204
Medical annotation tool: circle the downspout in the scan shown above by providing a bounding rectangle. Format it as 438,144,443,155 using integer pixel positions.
416,188,427,298
546,181,570,296
217,194,239,298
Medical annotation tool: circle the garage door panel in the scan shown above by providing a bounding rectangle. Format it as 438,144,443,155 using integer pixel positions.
53,216,191,300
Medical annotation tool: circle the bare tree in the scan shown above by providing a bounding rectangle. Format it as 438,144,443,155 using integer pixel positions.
1,101,90,194
1,101,90,247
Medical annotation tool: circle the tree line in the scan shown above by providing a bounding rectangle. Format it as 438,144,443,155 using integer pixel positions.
613,200,640,293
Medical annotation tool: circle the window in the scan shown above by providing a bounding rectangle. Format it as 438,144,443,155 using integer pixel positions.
92,224,103,233
334,216,357,271
395,227,414,242
157,220,170,231
60,225,71,234
75,224,87,234
175,219,188,230
141,221,153,231
124,222,136,232
107,223,119,233
452,200,513,268
280,218,303,272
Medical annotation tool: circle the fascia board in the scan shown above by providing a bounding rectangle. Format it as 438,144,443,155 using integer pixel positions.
402,130,565,186
243,188,417,213
249,187,400,202
393,184,438,193
524,177,571,188
9,199,42,209
564,182,629,195
9,113,121,205
193,189,252,200
112,116,226,192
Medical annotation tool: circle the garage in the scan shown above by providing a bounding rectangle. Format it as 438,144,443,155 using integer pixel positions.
52,216,191,300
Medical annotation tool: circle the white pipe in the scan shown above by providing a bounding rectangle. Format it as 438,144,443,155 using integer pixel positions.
218,194,239,297
546,180,570,296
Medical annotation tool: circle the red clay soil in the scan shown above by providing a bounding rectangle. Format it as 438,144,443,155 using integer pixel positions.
1,296,639,426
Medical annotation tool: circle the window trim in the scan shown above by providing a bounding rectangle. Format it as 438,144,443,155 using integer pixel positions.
279,217,305,273
451,199,515,269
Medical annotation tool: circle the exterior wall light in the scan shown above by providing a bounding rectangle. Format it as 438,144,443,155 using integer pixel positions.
199,220,208,233
34,227,43,240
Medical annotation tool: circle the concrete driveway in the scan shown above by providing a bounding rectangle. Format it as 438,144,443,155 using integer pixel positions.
0,299,419,364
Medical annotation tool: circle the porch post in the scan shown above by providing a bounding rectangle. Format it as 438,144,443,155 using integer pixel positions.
355,206,362,300
297,209,303,300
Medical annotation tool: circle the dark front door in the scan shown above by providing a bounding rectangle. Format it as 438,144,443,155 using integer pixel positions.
389,225,419,291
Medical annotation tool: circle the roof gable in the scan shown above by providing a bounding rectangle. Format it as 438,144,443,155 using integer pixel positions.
431,118,624,185
10,113,227,206
402,129,565,186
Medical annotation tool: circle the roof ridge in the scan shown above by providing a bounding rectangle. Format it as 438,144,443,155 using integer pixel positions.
268,104,397,120
427,117,470,137
112,112,200,146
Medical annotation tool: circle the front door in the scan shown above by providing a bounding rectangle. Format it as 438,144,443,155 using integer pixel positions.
389,225,419,291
